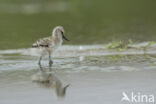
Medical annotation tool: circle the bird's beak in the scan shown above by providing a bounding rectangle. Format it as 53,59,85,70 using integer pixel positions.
62,33,70,41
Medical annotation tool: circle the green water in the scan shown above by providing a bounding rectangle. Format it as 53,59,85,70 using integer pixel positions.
0,0,156,49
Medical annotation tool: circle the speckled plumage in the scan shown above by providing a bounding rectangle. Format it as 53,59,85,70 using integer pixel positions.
32,26,69,67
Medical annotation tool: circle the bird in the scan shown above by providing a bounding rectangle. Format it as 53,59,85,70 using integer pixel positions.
32,26,69,67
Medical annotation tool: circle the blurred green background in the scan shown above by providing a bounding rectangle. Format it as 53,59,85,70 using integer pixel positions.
0,0,156,49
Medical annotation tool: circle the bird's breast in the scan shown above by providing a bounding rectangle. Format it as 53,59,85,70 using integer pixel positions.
51,38,63,50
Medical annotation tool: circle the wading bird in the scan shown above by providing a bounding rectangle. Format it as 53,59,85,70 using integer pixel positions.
32,26,69,67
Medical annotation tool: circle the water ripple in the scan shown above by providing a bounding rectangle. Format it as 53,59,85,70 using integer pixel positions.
0,43,156,72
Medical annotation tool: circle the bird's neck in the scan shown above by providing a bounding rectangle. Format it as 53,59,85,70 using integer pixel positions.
52,35,63,45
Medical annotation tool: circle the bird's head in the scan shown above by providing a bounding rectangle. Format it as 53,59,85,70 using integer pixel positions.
52,26,69,41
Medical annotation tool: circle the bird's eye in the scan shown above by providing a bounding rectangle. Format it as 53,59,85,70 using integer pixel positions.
61,31,64,34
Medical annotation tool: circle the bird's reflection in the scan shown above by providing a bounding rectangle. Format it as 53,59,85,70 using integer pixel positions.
32,65,69,98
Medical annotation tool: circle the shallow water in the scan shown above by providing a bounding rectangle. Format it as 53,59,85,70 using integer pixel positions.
0,43,156,104
0,43,156,72
0,68,156,104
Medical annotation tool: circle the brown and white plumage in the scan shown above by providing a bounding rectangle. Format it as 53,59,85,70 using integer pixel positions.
32,37,52,48
32,26,69,67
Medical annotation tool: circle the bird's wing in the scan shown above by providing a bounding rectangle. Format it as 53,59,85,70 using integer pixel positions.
32,37,52,48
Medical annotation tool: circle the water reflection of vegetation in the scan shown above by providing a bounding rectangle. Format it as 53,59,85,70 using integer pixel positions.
105,54,156,66
143,41,156,53
143,54,156,66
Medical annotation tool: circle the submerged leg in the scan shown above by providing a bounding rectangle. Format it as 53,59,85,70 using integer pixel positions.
38,56,44,71
49,55,53,68
38,63,43,72
38,56,42,65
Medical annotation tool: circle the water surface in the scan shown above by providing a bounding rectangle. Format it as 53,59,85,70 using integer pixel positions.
0,0,156,104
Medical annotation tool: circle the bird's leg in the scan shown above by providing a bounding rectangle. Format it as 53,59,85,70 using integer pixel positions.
49,55,53,68
38,56,42,65
38,56,43,71
39,63,44,72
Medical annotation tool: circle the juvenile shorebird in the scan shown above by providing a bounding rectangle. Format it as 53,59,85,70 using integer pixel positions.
32,26,69,67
